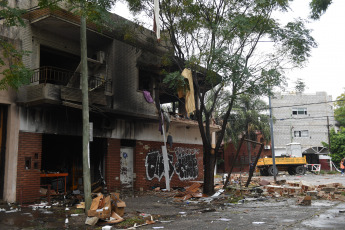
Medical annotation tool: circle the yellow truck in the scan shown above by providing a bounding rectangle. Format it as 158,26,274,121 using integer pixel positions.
256,156,307,176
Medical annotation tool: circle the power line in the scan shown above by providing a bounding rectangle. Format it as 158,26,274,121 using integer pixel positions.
276,115,336,121
255,99,345,111
269,99,344,110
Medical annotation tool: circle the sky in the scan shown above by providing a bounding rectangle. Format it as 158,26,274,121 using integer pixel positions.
112,0,345,100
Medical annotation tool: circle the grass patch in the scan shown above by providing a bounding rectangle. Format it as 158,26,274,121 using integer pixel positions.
319,170,326,174
70,208,85,214
326,170,338,174
116,216,145,228
227,195,244,203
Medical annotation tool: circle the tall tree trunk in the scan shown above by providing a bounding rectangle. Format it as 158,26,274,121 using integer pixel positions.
247,138,252,164
203,147,216,195
81,13,92,212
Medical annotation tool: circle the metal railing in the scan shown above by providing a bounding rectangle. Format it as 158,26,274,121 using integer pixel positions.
31,66,75,85
31,66,112,93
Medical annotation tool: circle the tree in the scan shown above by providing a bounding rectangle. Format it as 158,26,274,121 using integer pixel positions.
0,0,33,90
225,94,271,159
126,0,321,195
322,128,345,166
334,91,345,127
294,78,306,93
309,0,332,20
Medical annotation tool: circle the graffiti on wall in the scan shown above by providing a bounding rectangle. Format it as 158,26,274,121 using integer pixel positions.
145,150,174,181
145,147,199,181
174,147,199,180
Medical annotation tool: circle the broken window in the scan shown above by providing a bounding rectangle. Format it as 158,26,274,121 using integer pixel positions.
138,69,154,93
292,108,307,115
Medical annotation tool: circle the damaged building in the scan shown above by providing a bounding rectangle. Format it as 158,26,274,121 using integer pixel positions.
0,1,219,203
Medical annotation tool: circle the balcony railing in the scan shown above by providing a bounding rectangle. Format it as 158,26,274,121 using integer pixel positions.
31,66,112,94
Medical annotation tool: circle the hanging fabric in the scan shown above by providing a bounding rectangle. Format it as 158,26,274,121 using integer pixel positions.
181,68,195,115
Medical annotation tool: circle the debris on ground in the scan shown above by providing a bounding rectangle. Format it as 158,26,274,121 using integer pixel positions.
86,192,126,225
297,195,312,206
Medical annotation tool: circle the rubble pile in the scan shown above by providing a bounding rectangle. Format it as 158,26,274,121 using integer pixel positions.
85,192,126,225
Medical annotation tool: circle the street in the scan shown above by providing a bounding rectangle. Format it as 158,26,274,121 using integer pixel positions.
1,173,345,229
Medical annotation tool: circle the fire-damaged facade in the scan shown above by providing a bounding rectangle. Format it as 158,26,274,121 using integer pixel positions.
0,1,219,203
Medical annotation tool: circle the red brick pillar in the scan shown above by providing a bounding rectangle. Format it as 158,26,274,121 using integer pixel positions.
16,132,42,203
105,138,121,192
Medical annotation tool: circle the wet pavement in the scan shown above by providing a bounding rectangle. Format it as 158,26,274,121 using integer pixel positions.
1,173,345,229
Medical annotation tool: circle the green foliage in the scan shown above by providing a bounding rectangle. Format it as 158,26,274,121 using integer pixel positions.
334,92,345,127
0,38,32,90
163,71,189,92
294,78,306,93
309,0,332,20
0,0,26,26
116,216,145,228
225,94,270,149
323,128,345,165
0,1,33,90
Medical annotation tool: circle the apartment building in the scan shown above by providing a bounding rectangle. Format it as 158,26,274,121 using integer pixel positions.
271,91,335,169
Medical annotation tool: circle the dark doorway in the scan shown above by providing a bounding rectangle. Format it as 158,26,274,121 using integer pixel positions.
41,134,107,193
0,105,8,199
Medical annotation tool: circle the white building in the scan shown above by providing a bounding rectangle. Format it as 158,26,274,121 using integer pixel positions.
271,92,336,166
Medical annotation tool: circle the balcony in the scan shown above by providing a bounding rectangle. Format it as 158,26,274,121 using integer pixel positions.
17,66,112,107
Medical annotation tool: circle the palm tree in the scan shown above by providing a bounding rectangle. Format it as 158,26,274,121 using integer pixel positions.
225,95,271,163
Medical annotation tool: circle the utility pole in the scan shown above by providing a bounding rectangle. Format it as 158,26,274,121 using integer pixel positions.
268,94,277,182
327,116,331,154
81,7,92,212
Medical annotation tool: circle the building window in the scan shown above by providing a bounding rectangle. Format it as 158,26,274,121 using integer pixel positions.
294,130,309,137
138,69,153,94
292,108,307,115
25,157,31,170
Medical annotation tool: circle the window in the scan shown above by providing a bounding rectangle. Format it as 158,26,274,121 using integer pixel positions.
294,130,309,137
25,157,31,170
292,108,307,115
138,69,153,93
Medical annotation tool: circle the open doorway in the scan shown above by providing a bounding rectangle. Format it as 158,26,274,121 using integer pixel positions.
41,134,107,194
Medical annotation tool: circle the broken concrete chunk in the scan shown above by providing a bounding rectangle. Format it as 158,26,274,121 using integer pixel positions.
85,216,99,226
297,195,312,206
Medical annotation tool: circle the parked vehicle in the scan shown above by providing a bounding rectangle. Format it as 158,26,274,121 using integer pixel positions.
256,143,307,176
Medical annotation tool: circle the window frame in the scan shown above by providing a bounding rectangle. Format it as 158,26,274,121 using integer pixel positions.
294,130,309,137
292,107,307,115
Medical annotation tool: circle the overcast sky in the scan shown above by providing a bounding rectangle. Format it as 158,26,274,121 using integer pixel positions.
112,0,345,100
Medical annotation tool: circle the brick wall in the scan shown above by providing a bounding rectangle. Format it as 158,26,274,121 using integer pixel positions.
319,159,330,171
135,140,203,191
105,138,121,192
16,132,42,203
223,142,271,173
105,138,204,192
